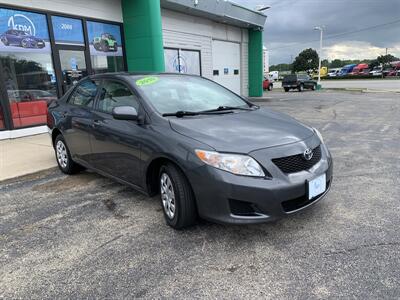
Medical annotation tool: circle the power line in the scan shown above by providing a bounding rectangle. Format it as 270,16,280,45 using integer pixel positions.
268,18,400,51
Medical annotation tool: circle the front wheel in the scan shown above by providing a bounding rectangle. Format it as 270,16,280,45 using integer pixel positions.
312,84,316,91
298,84,304,92
20,39,28,48
268,84,273,91
54,135,83,174
284,87,290,92
159,163,197,229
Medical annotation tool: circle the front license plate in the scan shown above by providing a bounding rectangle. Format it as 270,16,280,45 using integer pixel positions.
308,173,326,200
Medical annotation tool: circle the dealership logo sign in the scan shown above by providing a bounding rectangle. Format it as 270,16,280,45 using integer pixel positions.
8,14,36,36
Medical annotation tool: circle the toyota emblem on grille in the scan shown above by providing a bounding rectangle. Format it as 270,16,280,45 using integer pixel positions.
303,148,313,160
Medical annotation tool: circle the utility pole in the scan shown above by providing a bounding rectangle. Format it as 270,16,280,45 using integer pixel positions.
314,26,324,86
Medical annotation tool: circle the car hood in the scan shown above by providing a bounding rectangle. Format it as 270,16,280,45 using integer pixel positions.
169,108,314,153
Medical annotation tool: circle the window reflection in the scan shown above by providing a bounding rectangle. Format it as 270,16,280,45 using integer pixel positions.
0,103,5,130
0,53,57,128
91,55,124,74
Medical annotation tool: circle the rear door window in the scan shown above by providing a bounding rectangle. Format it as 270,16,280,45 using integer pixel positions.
68,79,99,108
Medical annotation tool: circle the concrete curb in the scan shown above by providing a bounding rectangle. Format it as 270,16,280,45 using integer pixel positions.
0,167,59,185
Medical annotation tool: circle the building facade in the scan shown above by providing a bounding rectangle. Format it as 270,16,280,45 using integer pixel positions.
0,0,266,139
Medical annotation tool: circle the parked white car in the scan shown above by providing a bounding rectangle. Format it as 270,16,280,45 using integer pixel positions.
369,66,383,76
327,68,340,77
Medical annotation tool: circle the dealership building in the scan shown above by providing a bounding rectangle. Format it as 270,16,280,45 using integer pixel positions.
0,0,266,139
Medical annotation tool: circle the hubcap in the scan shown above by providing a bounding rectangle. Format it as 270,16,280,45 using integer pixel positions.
56,140,68,169
160,173,176,219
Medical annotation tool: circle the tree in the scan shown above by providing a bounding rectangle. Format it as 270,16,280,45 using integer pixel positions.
269,63,292,72
369,59,379,69
321,59,329,67
292,48,319,73
330,59,343,68
377,54,399,66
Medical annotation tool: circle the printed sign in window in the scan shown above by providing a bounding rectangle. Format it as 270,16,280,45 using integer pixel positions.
86,21,123,56
51,16,84,46
0,8,50,53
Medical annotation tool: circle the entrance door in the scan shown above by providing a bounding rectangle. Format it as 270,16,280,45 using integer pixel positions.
212,40,241,94
54,46,89,95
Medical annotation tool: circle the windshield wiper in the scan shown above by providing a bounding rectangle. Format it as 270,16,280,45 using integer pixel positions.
162,111,200,118
162,105,258,118
202,105,256,113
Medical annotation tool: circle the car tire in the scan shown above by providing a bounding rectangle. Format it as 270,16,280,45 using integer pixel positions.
54,135,83,175
312,84,316,91
268,84,273,91
298,84,304,92
159,163,197,229
20,40,27,48
284,87,289,92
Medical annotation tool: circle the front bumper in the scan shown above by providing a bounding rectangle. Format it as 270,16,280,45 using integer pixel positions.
188,139,333,224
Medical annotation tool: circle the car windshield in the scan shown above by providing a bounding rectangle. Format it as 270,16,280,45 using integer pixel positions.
134,75,250,114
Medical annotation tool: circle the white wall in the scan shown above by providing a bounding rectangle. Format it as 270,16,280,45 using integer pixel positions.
161,9,249,96
0,0,123,22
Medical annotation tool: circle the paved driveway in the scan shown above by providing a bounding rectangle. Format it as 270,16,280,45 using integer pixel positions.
272,78,400,92
1,90,399,298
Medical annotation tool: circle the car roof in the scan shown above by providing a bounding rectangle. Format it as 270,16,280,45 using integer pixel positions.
89,72,201,80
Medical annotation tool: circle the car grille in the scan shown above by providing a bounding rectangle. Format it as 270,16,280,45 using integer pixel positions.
272,145,322,174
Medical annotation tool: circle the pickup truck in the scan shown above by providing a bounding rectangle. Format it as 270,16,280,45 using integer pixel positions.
282,74,317,92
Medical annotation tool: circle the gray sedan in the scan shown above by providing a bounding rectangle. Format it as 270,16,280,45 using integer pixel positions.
47,73,333,229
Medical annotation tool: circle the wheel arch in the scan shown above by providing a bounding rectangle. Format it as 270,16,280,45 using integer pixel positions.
51,128,62,147
145,155,190,197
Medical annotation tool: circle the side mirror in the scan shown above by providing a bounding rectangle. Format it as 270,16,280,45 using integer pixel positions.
112,106,138,121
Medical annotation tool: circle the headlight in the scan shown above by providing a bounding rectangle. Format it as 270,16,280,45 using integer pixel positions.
313,128,324,143
195,149,265,177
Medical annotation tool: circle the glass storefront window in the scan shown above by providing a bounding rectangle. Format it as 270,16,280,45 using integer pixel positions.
1,53,57,128
164,48,201,75
86,21,124,73
0,8,56,128
51,16,84,46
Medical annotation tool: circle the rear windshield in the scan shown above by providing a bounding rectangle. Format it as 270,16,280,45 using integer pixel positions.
283,75,297,81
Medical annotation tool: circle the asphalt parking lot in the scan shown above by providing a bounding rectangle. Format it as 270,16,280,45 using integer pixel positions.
1,90,399,298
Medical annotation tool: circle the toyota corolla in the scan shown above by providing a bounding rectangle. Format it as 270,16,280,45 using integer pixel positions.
47,73,333,229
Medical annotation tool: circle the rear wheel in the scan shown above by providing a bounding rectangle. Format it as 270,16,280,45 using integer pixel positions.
268,84,273,91
54,135,83,175
311,84,316,91
298,84,304,92
284,87,289,92
159,163,197,229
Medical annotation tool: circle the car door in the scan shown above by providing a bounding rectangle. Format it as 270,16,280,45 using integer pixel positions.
304,75,312,88
90,79,144,186
62,79,99,163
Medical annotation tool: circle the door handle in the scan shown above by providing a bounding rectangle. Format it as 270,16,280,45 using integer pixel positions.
92,120,101,128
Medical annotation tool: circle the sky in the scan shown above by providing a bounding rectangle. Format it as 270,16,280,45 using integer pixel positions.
233,0,400,65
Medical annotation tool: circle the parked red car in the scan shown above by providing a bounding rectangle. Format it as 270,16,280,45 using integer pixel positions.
263,76,273,91
350,63,369,75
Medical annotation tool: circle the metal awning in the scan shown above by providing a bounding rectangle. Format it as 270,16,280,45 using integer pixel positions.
160,0,267,30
